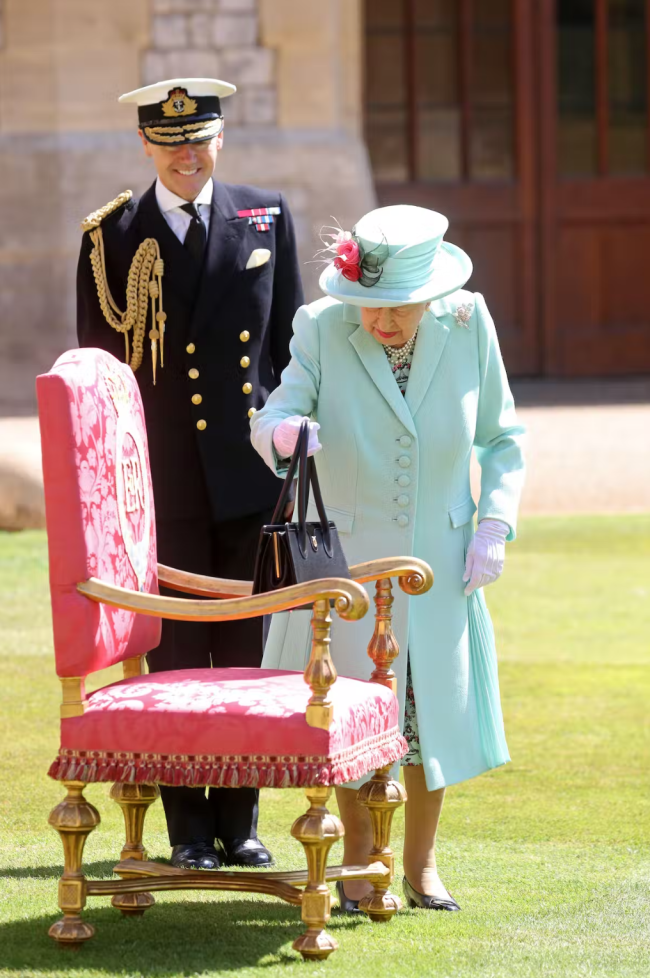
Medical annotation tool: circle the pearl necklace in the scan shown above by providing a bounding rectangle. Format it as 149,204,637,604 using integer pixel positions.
383,329,418,367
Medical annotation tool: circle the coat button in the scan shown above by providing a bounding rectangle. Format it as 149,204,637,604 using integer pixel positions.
248,407,257,418
192,394,203,405
399,435,412,448
397,494,409,507
242,382,253,394
188,368,199,380
240,331,250,342
196,419,207,431
398,455,411,469
397,514,409,528
240,356,251,368
398,474,410,487
186,343,196,354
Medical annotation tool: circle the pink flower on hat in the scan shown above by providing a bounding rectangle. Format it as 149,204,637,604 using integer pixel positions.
333,235,361,281
315,221,387,288
340,262,362,282
335,236,360,265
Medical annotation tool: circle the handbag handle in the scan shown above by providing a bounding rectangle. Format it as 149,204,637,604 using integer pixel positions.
270,420,309,523
297,425,332,558
270,420,332,558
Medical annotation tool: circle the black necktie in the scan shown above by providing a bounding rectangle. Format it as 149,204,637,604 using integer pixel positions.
180,203,207,264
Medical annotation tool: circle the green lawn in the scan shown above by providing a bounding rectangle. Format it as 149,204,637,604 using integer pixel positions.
0,517,649,978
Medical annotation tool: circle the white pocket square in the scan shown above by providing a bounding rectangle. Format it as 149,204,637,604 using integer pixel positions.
246,248,271,270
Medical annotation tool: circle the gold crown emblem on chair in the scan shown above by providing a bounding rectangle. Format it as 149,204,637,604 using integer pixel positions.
102,367,130,414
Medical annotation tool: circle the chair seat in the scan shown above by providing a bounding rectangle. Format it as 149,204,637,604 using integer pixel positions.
49,668,407,788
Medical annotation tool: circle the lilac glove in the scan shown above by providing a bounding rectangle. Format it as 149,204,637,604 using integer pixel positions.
463,519,510,596
272,415,321,459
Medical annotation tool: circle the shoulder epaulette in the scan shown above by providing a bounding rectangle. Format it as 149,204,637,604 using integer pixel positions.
81,190,133,232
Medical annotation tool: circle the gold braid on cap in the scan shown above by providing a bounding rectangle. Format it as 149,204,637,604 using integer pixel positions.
81,191,167,384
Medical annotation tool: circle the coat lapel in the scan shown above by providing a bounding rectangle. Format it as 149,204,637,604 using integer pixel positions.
348,323,417,437
189,180,247,339
404,309,450,419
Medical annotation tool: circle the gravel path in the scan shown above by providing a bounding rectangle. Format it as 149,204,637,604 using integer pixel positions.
1,404,649,529
477,404,650,515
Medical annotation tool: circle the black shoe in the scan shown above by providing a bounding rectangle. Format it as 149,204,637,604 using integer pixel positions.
220,838,274,867
170,842,221,870
403,876,461,911
335,880,363,914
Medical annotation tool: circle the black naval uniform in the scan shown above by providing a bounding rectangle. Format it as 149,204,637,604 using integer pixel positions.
77,177,304,849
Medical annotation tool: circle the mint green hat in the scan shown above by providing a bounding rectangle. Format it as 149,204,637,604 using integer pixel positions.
319,204,472,308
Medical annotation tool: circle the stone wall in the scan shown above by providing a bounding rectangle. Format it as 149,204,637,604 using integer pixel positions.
0,0,375,415
0,0,150,414
144,0,276,127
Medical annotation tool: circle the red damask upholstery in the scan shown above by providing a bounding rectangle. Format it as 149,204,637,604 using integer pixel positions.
48,668,406,787
37,349,160,678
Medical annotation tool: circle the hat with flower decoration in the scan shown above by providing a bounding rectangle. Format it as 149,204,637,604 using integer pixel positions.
119,77,236,146
318,204,472,308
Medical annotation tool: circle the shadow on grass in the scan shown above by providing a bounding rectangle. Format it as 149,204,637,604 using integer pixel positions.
1,861,119,881
0,900,364,973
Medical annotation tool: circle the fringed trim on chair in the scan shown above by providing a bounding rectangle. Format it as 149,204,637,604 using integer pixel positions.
48,728,408,788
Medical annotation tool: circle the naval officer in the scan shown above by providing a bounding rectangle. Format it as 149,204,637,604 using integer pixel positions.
77,77,304,870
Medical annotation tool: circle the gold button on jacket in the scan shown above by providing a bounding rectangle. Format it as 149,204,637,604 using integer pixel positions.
242,382,253,394
248,407,257,418
196,419,207,431
240,356,251,368
192,393,202,405
186,343,196,354
188,368,199,380
240,330,250,342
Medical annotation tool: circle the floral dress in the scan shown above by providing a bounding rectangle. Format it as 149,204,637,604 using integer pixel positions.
383,336,422,766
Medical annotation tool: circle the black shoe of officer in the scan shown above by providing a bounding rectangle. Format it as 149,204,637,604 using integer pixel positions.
220,838,274,867
171,841,222,870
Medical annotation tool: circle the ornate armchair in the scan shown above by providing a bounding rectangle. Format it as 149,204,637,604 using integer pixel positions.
37,348,433,961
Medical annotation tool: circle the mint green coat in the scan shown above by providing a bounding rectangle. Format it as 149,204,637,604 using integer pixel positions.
250,291,526,791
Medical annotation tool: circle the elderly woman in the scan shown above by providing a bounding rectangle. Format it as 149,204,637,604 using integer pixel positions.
250,205,525,912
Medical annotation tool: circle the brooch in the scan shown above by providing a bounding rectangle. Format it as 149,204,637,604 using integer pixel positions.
454,303,473,328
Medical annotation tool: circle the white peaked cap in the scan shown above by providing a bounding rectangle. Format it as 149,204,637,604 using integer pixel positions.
119,78,236,105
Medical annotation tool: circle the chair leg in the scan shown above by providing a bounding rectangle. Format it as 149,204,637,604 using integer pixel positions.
110,782,160,916
291,785,343,961
48,780,100,948
357,765,406,922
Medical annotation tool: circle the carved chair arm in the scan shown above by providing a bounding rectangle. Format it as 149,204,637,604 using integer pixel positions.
77,577,368,623
156,557,433,601
349,557,433,595
157,564,252,598
65,562,431,728
152,558,432,720
60,578,368,722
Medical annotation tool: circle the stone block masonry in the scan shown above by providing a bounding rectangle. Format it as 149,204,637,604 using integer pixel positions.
145,0,274,128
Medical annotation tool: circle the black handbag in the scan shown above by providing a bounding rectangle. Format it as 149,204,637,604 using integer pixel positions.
252,420,350,594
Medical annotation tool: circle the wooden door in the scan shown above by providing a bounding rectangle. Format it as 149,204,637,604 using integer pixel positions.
539,0,650,375
365,0,650,376
365,0,540,375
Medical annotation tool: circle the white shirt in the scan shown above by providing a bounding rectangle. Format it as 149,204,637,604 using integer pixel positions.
155,177,212,244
